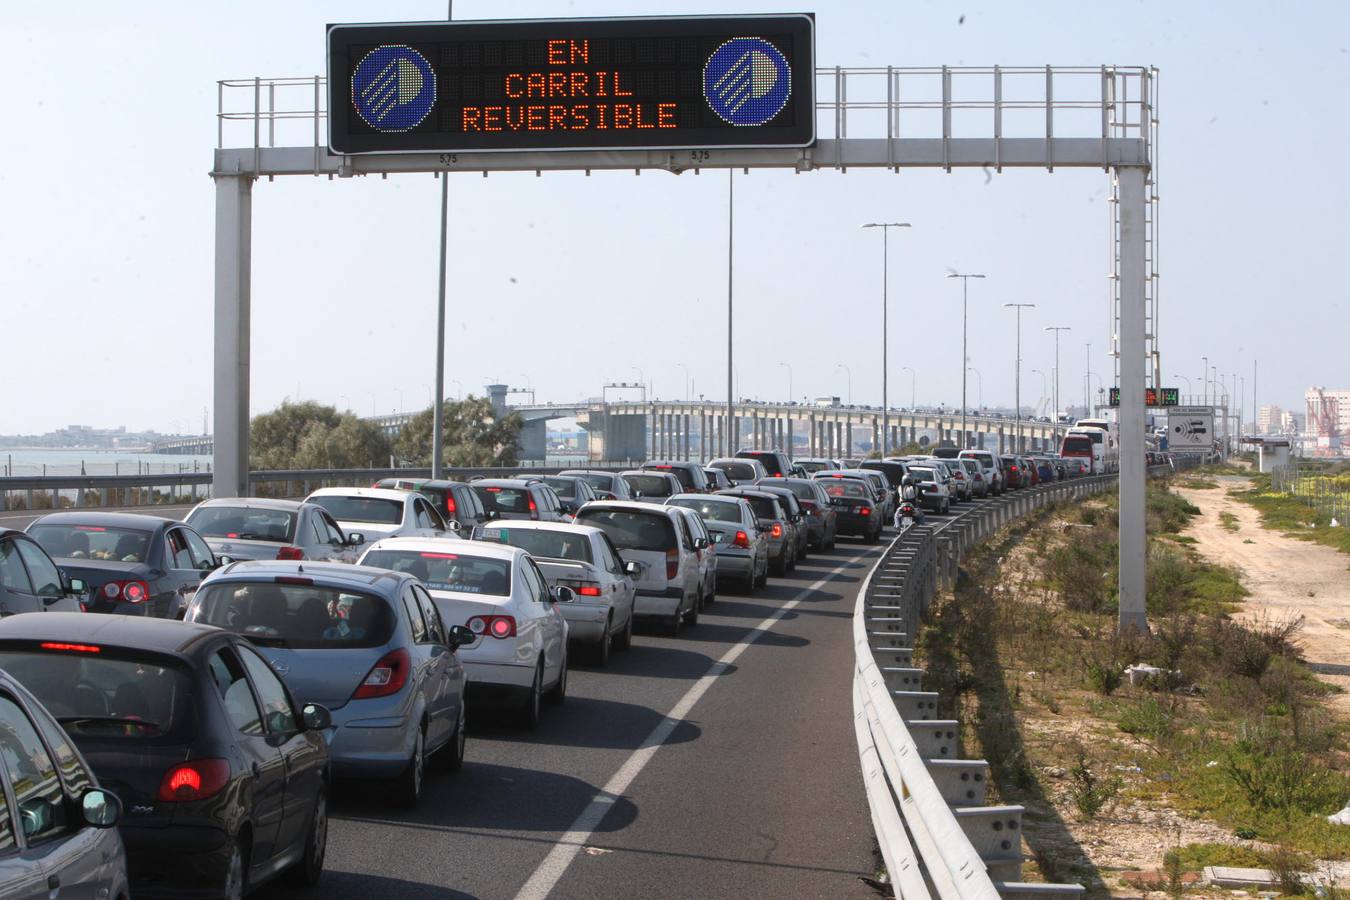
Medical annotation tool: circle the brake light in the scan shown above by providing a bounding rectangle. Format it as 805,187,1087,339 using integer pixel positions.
576,585,602,597
73,526,107,532
732,530,750,549
770,523,783,538
102,580,151,603
467,615,517,639
275,576,313,586
666,548,679,580
40,642,100,654
420,552,459,560
528,497,539,519
275,546,304,561
157,759,230,802
485,487,502,493
353,648,412,699
446,495,457,515
861,507,871,516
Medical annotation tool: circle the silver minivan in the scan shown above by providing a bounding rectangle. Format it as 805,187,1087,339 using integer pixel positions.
0,668,129,900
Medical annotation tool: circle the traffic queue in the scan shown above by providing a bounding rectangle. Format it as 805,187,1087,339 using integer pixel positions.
0,443,1109,898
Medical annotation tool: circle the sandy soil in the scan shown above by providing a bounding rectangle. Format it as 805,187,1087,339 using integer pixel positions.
1176,476,1350,714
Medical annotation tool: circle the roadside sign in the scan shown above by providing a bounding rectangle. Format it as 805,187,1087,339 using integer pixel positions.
1109,387,1179,408
327,15,816,154
1167,406,1214,448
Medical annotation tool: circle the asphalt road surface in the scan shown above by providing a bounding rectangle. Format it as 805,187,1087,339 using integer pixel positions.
253,536,892,900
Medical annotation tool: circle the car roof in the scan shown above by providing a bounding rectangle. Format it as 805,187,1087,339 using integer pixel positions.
0,611,222,659
306,487,414,502
375,477,457,489
718,488,781,500
577,500,679,517
642,460,697,467
28,511,177,529
478,520,604,537
757,476,816,485
471,478,539,488
619,469,676,478
209,559,408,588
194,497,308,512
367,536,525,561
668,493,742,504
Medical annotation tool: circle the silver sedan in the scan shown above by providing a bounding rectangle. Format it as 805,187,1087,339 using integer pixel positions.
186,497,362,563
665,494,768,595
476,521,637,666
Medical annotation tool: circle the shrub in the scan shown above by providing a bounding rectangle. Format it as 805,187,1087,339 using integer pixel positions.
1068,745,1121,819
1118,696,1175,740
1221,731,1344,815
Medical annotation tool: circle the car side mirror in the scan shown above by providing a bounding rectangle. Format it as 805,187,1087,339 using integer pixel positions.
66,577,86,595
446,520,462,533
694,537,710,550
301,702,332,732
218,555,235,566
559,502,575,515
79,789,122,829
554,585,576,604
447,625,475,647
486,510,499,520
624,560,642,577
346,532,365,546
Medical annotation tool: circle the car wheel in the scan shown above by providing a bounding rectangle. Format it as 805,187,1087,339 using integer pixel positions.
593,620,613,666
684,594,700,626
942,499,951,515
436,704,466,771
545,652,567,705
224,835,249,900
518,664,543,729
287,787,327,886
771,553,786,576
786,550,796,572
398,726,426,807
614,610,634,651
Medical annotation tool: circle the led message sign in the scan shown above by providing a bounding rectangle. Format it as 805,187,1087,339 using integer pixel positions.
1109,387,1180,408
327,15,816,154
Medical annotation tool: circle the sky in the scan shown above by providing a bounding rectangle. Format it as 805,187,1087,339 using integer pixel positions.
4,0,1347,435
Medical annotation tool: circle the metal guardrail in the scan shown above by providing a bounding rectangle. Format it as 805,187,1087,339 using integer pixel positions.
0,463,637,512
853,475,1122,899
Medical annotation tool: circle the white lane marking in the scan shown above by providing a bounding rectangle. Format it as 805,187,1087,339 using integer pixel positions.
512,546,878,900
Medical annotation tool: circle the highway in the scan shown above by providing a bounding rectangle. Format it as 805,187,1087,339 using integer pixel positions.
252,536,893,900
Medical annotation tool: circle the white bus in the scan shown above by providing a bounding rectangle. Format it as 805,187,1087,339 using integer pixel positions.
1060,419,1119,474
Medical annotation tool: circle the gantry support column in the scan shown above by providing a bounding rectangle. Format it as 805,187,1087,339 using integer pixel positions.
1117,166,1148,635
212,173,253,499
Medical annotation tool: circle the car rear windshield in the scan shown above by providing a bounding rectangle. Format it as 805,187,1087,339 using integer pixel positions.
908,468,936,483
575,510,676,552
193,582,397,648
623,474,675,498
472,485,533,514
795,460,829,473
309,495,403,525
540,478,578,499
643,465,694,489
820,480,869,499
772,481,817,501
478,527,592,564
187,506,296,543
361,550,512,596
668,498,742,524
0,646,192,740
729,495,781,520
861,462,906,487
1061,436,1094,454
962,452,995,466
738,453,783,475
567,473,613,491
28,524,153,563
713,461,759,481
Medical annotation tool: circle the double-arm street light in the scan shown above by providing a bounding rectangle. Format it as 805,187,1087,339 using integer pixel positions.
863,222,911,454
1174,374,1192,403
1004,302,1035,452
1044,326,1070,442
947,272,986,447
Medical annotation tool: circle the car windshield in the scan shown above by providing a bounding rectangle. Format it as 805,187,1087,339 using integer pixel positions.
28,524,152,563
540,478,578,499
668,498,742,523
909,468,936,483
644,466,694,489
309,495,403,525
713,461,758,480
187,506,296,543
739,453,783,475
472,485,533,514
623,474,675,498
361,550,513,596
795,460,829,473
773,481,816,501
0,647,192,740
194,582,396,647
478,527,592,563
1062,436,1094,454
575,510,675,552
821,480,868,499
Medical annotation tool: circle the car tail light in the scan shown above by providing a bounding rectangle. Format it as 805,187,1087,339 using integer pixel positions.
799,500,817,513
446,495,457,515
770,523,783,538
860,507,871,516
102,580,150,603
576,585,602,597
275,546,305,561
352,648,412,699
528,497,538,520
40,642,100,654
666,548,679,580
467,615,517,639
731,530,750,548
275,576,314,586
157,759,230,802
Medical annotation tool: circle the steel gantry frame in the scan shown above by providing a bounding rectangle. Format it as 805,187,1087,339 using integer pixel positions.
212,64,1157,638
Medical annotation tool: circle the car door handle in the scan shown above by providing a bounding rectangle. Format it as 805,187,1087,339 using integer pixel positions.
251,762,261,778
48,874,60,890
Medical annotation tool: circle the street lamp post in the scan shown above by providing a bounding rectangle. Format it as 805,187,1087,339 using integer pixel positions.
1085,343,1092,414
726,168,735,456
863,222,911,455
1044,326,1070,443
1201,356,1209,406
947,273,986,448
1031,369,1049,416
902,366,916,409
1174,374,1192,403
1004,302,1035,452
836,364,852,406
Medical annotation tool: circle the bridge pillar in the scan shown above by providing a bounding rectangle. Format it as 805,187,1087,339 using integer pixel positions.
996,427,1005,454
518,419,547,463
786,417,793,457
683,412,691,461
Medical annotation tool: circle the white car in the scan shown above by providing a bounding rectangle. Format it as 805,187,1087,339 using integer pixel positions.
905,466,952,514
476,521,637,666
357,537,568,729
573,501,707,636
305,487,456,546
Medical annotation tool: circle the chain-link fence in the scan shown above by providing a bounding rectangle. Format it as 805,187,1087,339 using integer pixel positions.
1269,457,1350,524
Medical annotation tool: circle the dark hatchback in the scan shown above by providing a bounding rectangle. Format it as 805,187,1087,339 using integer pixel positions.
757,477,838,551
0,613,332,899
371,478,493,531
27,512,219,619
0,527,88,615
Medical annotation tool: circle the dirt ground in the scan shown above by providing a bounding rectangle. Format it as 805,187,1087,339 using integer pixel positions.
1175,475,1350,715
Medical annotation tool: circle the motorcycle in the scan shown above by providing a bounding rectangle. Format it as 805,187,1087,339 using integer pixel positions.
895,501,920,532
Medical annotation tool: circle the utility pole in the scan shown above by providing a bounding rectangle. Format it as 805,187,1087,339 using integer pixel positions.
863,222,911,455
947,273,986,448
1084,343,1092,414
431,0,455,478
1005,303,1035,451
726,168,735,457
1045,326,1070,444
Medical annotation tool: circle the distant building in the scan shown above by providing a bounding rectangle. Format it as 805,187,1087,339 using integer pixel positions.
1257,404,1284,435
1305,387,1349,457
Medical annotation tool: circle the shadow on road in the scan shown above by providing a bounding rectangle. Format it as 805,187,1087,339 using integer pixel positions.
254,871,476,899
677,621,810,649
576,642,731,679
469,695,702,750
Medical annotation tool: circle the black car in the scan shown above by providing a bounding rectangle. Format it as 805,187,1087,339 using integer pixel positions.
815,476,882,542
702,467,733,491
371,478,493,530
639,461,711,493
469,479,568,522
0,613,332,898
26,512,219,619
518,475,600,515
735,449,802,479
0,527,88,615
558,470,634,501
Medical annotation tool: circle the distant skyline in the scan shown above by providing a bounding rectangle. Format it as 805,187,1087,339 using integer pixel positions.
5,0,1346,434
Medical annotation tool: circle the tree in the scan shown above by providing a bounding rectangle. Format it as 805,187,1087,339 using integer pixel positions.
250,401,391,470
393,396,522,467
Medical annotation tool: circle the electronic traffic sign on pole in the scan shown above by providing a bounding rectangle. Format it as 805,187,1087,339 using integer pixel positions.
327,15,816,155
